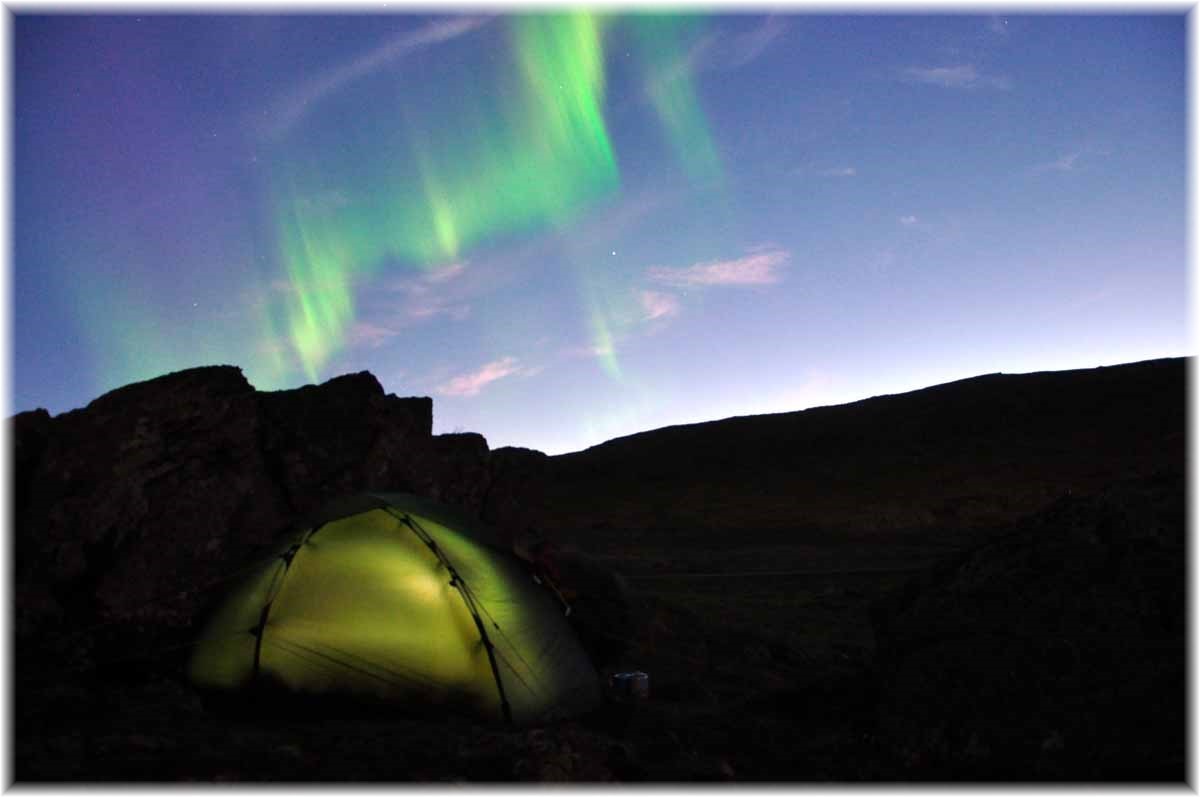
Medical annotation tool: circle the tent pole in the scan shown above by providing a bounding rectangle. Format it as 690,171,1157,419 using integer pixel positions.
389,510,515,725
460,582,514,725
250,543,303,682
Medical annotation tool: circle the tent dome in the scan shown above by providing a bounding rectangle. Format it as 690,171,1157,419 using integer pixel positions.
188,493,600,725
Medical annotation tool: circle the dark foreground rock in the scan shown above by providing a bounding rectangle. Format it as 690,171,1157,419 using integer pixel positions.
11,366,545,674
12,472,1187,783
11,357,1188,782
871,472,1186,780
482,446,550,536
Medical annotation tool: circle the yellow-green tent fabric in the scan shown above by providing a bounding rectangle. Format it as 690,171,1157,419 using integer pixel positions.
188,493,600,725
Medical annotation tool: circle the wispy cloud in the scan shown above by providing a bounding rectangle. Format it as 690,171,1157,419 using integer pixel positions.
1066,283,1120,313
384,262,468,316
346,321,401,349
820,166,857,178
1034,151,1082,173
901,64,1011,91
351,191,676,375
560,342,617,362
1031,142,1114,175
900,215,919,226
648,15,788,93
410,303,471,322
639,290,681,321
436,356,533,397
554,289,680,372
383,262,467,297
647,249,789,288
260,16,490,138
346,263,472,350
293,189,352,217
721,16,789,70
421,262,467,284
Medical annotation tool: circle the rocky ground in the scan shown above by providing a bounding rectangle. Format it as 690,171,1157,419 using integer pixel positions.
11,357,1188,782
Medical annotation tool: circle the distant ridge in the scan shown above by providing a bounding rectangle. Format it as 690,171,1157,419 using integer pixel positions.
539,357,1187,532
560,357,1181,459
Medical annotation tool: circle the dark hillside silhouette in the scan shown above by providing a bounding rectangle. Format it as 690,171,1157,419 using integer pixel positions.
539,358,1183,534
10,357,1187,781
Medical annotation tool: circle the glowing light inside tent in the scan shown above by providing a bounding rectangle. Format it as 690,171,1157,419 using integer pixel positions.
189,502,599,723
262,512,494,700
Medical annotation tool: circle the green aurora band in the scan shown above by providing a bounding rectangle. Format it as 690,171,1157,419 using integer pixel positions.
269,13,621,381
575,14,722,380
629,15,722,186
256,13,721,385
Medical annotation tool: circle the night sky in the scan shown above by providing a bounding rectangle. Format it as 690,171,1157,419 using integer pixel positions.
13,13,1188,454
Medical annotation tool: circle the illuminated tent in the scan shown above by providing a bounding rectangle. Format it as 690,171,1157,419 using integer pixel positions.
188,493,600,725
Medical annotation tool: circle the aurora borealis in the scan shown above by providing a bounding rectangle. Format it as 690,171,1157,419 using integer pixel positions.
14,13,1189,454
270,13,630,381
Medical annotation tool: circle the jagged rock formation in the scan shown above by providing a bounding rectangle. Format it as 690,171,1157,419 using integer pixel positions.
11,365,543,666
481,446,549,533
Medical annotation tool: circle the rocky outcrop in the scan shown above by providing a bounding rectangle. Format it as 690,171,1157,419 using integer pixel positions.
16,366,276,642
256,371,435,514
870,472,1185,779
11,366,549,669
482,447,550,538
427,433,492,514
